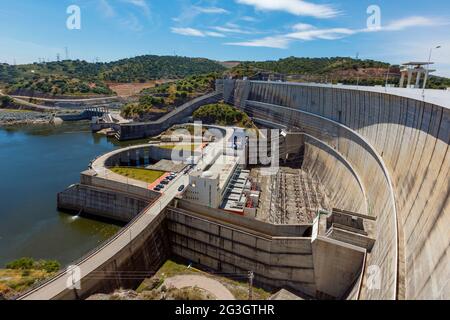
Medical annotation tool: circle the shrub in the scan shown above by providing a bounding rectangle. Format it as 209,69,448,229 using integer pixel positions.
6,258,35,270
5,258,60,273
36,260,61,273
0,96,13,107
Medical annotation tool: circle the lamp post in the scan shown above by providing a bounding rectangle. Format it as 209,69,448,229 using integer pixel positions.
422,45,441,97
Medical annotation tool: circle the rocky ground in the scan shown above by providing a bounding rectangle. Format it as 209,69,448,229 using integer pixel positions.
86,260,272,301
0,109,52,126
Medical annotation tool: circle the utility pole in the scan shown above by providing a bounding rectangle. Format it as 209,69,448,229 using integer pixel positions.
65,47,69,60
423,45,441,98
56,53,60,62
248,271,254,300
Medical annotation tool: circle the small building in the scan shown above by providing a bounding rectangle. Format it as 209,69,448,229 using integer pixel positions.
399,62,435,89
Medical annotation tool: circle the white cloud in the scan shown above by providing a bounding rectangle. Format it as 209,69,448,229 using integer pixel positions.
171,27,225,38
194,7,229,14
226,36,290,49
211,25,253,35
121,0,151,16
171,27,205,37
226,15,448,49
292,23,314,31
382,16,449,31
205,31,226,38
241,16,258,22
99,0,115,18
119,13,144,31
235,0,339,18
287,27,355,40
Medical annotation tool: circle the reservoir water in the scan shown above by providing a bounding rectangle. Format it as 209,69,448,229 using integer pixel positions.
0,122,141,267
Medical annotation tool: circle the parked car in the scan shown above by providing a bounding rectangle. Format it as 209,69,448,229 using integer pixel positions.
161,180,169,185
178,185,185,192
153,186,161,192
157,184,165,189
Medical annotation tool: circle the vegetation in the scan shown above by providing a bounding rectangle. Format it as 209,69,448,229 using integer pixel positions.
0,95,13,108
137,259,271,300
121,73,219,120
121,95,167,120
102,55,225,82
193,103,254,128
0,258,61,299
6,76,113,96
6,257,60,273
110,167,164,184
0,56,225,97
232,57,389,75
428,76,450,90
228,57,450,89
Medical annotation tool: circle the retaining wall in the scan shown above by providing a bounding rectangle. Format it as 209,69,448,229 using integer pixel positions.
167,201,316,297
57,184,150,223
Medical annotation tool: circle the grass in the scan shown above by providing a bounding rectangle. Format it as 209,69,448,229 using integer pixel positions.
110,167,164,184
0,269,53,298
0,108,32,113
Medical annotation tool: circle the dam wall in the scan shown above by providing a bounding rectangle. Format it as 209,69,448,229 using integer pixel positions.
221,80,449,300
302,134,368,215
54,209,170,300
57,184,151,223
167,201,317,297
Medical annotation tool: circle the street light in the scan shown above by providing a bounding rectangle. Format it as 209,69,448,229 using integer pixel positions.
423,45,442,97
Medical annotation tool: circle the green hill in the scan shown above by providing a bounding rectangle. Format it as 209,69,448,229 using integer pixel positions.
229,57,389,76
228,57,450,89
0,55,226,96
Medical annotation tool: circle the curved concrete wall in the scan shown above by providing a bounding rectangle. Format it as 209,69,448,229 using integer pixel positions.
302,135,368,215
222,80,449,300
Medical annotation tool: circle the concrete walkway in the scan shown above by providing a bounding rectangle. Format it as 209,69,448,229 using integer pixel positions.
164,275,235,300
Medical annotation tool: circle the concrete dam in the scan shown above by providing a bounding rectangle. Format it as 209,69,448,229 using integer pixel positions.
220,80,449,300
18,81,449,300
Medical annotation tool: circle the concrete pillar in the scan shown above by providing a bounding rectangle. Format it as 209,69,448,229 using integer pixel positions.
407,70,413,88
399,72,406,88
415,71,422,88
423,70,430,89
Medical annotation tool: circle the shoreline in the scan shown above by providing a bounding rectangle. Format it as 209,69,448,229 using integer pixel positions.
0,109,52,126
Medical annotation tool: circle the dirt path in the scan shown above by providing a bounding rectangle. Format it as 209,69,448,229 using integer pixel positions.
164,275,235,300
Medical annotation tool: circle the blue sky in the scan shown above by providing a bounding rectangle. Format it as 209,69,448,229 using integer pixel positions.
0,0,449,76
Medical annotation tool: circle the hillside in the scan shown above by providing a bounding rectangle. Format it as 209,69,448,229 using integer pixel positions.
121,73,219,121
228,57,450,89
0,55,226,97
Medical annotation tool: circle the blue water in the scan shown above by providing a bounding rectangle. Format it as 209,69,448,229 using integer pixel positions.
0,122,134,267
